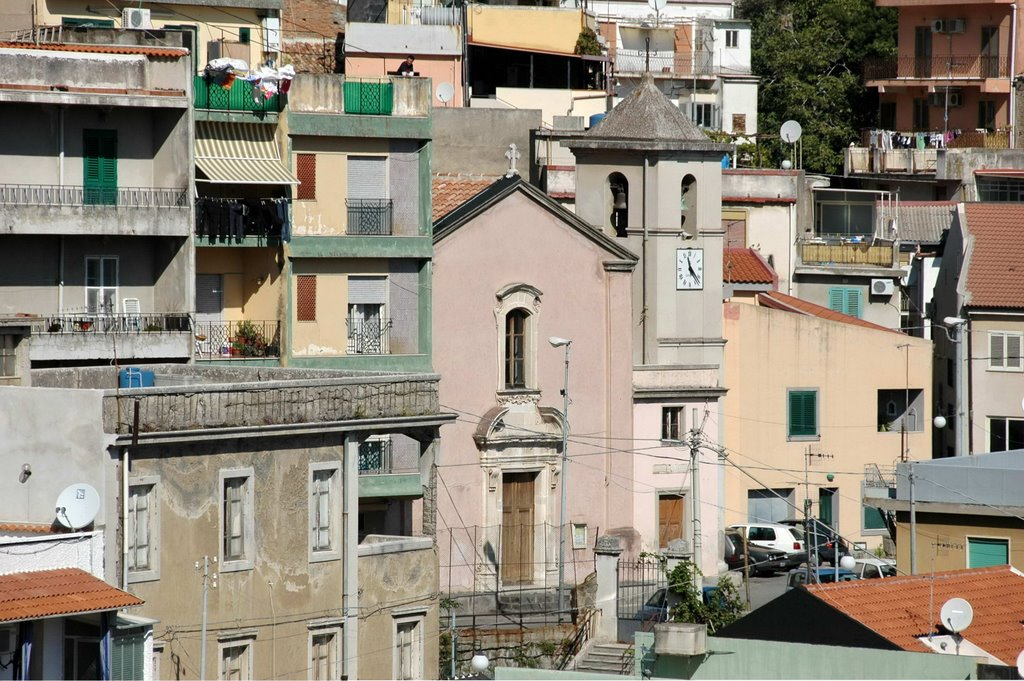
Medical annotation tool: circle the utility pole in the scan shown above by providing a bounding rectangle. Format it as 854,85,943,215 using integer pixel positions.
803,447,833,584
689,408,702,592
909,466,917,575
449,606,457,679
196,555,217,681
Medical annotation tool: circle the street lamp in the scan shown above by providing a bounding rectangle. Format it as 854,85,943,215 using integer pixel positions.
549,336,572,623
942,317,968,457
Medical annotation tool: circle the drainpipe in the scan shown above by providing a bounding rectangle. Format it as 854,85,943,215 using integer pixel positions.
343,434,359,680
1011,3,1018,149
58,236,65,316
641,155,649,364
121,446,129,591
58,106,65,315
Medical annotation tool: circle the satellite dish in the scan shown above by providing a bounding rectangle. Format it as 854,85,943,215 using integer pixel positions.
1015,649,1024,679
940,597,974,634
781,120,803,144
436,82,454,104
55,483,101,530
648,0,667,11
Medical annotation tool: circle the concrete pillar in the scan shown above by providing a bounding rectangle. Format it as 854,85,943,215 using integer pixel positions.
594,535,622,643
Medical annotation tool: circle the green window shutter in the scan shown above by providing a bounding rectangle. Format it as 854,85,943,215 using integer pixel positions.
968,537,1008,568
846,288,862,318
863,505,887,531
828,287,862,317
788,390,817,438
83,129,117,205
111,632,144,681
828,288,844,313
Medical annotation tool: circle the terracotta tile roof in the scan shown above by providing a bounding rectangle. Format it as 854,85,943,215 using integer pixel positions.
0,41,187,58
893,201,955,244
0,568,143,623
963,203,1024,309
431,174,499,222
757,290,898,333
724,248,776,285
0,522,56,535
807,565,1024,665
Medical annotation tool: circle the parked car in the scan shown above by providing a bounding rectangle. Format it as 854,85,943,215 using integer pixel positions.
724,529,788,576
728,522,805,569
636,585,723,623
852,557,897,579
779,518,849,566
786,567,860,590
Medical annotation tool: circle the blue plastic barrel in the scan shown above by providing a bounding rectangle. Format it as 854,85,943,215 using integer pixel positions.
119,368,155,388
589,112,607,129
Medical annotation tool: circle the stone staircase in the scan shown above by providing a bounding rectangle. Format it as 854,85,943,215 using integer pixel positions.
573,642,634,676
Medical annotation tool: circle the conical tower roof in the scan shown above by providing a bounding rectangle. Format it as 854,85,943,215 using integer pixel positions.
568,73,731,153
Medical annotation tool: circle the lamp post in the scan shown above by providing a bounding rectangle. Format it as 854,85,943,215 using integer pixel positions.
549,336,572,623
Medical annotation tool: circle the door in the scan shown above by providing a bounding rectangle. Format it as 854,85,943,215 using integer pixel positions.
658,493,685,548
501,472,535,585
195,274,223,355
967,537,1009,568
981,26,1000,78
83,129,117,205
914,26,932,78
347,276,388,354
347,156,387,234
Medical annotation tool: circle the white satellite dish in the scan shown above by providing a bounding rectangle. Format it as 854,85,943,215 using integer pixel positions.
648,0,667,11
436,82,455,104
940,597,974,634
780,119,803,144
55,483,101,530
1015,649,1024,678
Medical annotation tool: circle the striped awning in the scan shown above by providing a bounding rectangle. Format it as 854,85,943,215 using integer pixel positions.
194,121,299,185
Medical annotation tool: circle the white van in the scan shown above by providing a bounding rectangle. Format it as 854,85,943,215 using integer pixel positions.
729,522,805,569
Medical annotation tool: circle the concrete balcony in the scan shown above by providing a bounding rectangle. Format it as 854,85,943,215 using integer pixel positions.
865,54,1009,83
614,51,716,78
27,313,193,363
798,237,896,269
287,74,432,139
194,75,282,115
358,438,422,498
0,185,190,237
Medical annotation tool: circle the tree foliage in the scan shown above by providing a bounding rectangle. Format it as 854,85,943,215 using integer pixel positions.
736,0,897,173
666,561,746,633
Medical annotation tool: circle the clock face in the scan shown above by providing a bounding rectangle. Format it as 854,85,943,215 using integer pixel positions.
676,249,704,290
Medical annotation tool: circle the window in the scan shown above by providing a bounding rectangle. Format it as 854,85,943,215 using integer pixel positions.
296,275,317,322
978,177,1024,201
978,100,996,132
879,102,897,130
748,488,794,523
394,615,424,680
296,154,317,200
815,196,874,238
877,389,924,432
238,27,251,43
862,504,887,533
828,287,862,318
787,389,818,440
310,629,341,681
662,407,684,441
85,256,118,315
608,172,629,237
310,464,340,561
989,332,1023,371
731,113,747,135
127,478,159,582
912,98,929,131
220,470,254,571
504,309,528,389
347,276,389,355
967,536,1009,568
83,129,117,205
748,526,776,542
725,29,739,48
692,102,716,128
680,175,697,232
111,631,145,681
818,487,837,526
989,417,1024,452
220,641,253,681
0,334,19,380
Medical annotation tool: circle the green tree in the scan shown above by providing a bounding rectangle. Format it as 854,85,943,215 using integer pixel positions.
736,0,897,173
665,561,746,633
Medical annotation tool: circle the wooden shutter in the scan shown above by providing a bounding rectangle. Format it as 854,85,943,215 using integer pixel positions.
83,129,117,205
991,332,1005,369
296,275,317,322
845,288,862,318
296,153,316,200
788,390,817,438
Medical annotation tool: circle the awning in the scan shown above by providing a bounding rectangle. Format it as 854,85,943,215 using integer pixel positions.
0,568,143,623
195,121,299,185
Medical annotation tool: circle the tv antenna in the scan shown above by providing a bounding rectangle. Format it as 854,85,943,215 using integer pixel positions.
55,482,101,530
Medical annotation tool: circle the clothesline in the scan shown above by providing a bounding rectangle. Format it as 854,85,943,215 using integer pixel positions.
865,128,964,150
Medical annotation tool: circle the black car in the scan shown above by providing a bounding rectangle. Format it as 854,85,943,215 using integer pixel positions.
724,529,788,576
779,518,849,566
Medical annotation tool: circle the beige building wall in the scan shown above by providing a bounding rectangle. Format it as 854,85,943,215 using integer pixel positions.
196,248,282,322
723,301,933,550
292,138,389,237
468,6,586,55
290,259,388,356
965,316,1024,454
894,512,1024,574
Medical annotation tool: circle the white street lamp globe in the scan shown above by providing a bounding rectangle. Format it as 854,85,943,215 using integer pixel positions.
933,415,947,429
781,159,793,170
470,653,490,674
839,555,856,571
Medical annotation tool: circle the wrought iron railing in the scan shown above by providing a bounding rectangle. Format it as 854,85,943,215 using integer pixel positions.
346,318,391,355
0,184,188,208
358,439,393,475
345,199,393,235
193,320,280,359
343,78,394,115
865,54,1009,80
193,75,283,113
614,51,716,76
31,313,192,335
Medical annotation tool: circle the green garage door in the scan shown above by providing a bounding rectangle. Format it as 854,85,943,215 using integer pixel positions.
967,537,1009,568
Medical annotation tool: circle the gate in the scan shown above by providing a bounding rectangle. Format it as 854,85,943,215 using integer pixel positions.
615,556,668,642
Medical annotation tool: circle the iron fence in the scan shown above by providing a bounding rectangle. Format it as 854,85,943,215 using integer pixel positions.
343,78,394,115
616,555,668,620
193,75,283,113
32,313,192,335
865,54,1009,80
346,318,391,355
0,184,188,208
346,199,393,235
193,320,280,359
358,439,395,475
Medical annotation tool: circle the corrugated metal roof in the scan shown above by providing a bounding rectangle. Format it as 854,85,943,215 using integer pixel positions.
963,203,1024,309
894,201,955,245
195,121,299,185
808,565,1024,666
0,568,143,623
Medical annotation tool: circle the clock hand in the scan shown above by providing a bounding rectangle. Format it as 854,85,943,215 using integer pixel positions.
688,261,698,282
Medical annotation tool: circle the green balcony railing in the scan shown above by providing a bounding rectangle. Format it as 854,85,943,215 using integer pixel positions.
194,75,282,113
343,78,394,116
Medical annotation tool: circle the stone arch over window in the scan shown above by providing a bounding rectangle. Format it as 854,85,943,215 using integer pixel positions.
608,172,629,238
494,284,542,392
680,174,697,234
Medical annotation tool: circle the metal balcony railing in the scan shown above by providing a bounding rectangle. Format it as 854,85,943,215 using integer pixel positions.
0,184,188,208
194,75,283,113
358,439,393,475
345,199,393,235
31,313,192,335
346,318,392,355
864,54,1009,80
193,320,280,359
614,51,716,76
343,78,394,115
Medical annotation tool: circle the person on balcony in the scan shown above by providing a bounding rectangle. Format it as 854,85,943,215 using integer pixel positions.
397,55,416,76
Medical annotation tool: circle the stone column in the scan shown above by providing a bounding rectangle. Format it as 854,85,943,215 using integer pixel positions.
594,535,622,643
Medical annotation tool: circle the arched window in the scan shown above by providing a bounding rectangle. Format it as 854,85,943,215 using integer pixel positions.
680,174,697,234
608,172,629,238
505,309,529,389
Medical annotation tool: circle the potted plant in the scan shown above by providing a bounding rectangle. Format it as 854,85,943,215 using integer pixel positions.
233,320,267,357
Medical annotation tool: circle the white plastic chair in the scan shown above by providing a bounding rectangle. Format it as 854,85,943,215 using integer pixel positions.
123,298,142,331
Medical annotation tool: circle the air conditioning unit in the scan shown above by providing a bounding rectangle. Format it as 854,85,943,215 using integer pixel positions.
122,8,152,30
931,19,947,33
928,89,963,107
948,91,964,107
948,18,966,33
871,278,895,296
